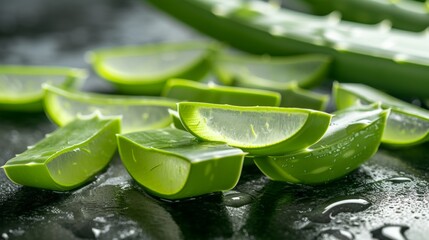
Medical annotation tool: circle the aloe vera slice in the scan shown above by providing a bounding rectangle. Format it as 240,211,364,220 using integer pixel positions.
43,84,176,133
162,78,281,106
214,54,331,89
2,115,120,191
0,65,86,112
117,128,245,200
254,104,389,184
177,102,332,156
147,0,429,98
334,82,429,147
280,83,330,111
89,41,215,95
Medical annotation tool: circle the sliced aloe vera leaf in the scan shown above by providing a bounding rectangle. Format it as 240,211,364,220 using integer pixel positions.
333,82,429,147
178,102,332,156
214,54,331,89
162,78,281,106
280,83,330,111
168,109,187,130
89,41,215,95
43,84,176,133
117,128,245,200
254,104,389,184
0,65,86,112
2,115,120,191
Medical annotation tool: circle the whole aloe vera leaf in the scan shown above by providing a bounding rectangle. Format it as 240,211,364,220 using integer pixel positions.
334,82,429,147
117,128,245,200
290,0,429,32
146,0,429,98
2,115,120,191
254,104,389,184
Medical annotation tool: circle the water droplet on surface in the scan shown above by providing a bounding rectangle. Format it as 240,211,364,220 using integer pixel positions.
223,192,254,208
309,196,371,223
387,177,412,183
316,228,354,240
371,224,409,240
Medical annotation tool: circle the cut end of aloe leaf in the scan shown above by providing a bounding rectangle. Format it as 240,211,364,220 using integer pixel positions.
89,41,215,95
334,82,429,147
117,128,245,199
254,104,389,184
3,116,120,191
43,83,176,133
0,65,86,112
177,102,332,155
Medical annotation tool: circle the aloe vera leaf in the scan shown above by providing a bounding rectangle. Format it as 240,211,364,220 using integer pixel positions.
333,82,429,147
213,53,331,89
147,0,429,98
177,102,332,156
0,66,86,112
43,84,177,133
89,41,216,95
291,0,429,32
280,84,329,111
162,78,281,106
2,115,120,191
254,104,389,184
117,128,245,200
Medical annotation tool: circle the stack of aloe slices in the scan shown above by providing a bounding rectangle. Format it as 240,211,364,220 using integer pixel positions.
3,39,429,200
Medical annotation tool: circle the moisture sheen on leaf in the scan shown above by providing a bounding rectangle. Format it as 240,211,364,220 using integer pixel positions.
117,128,245,200
2,115,121,191
254,104,389,184
177,102,332,156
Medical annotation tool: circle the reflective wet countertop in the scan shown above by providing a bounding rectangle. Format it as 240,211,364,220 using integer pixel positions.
1,0,428,239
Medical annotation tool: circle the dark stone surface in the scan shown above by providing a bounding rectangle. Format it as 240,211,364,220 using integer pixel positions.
1,0,429,239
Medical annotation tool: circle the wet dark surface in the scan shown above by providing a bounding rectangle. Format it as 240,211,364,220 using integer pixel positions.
1,0,429,239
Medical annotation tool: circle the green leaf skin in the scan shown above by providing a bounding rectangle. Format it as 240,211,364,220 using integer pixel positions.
146,0,429,98
214,54,331,89
291,0,429,32
177,102,332,156
89,41,216,95
117,128,245,200
0,66,86,112
162,78,281,106
254,105,389,184
3,115,120,191
333,82,429,147
280,83,329,111
43,84,177,133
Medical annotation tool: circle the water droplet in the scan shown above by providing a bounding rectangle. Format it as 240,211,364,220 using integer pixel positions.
223,192,254,208
371,224,409,240
309,196,371,223
316,228,355,240
387,177,412,183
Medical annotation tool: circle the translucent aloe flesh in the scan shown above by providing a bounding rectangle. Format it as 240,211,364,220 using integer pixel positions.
89,41,215,95
214,54,331,89
334,82,429,147
162,78,281,106
177,102,332,156
293,0,429,32
147,0,429,98
43,84,176,133
0,66,86,111
254,105,389,184
117,128,245,199
2,116,120,191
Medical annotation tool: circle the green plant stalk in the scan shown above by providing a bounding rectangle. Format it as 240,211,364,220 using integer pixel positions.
291,0,429,32
147,0,429,98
